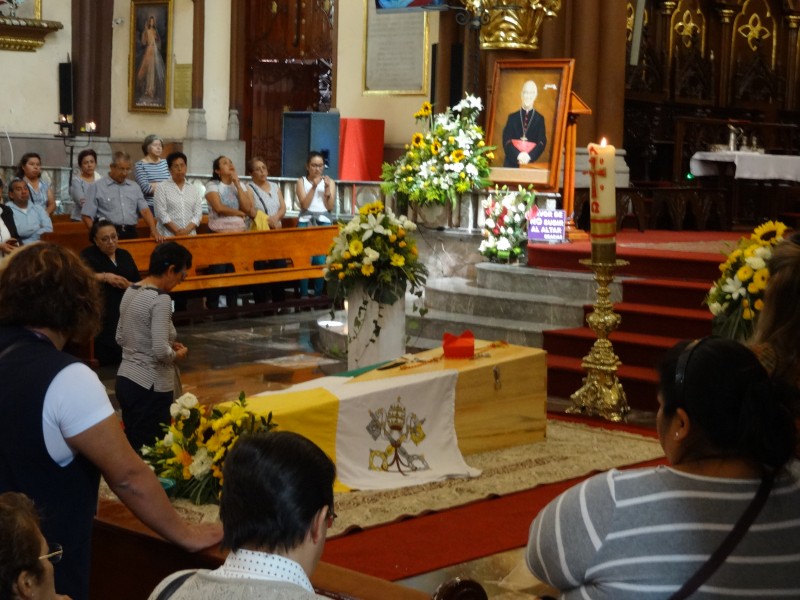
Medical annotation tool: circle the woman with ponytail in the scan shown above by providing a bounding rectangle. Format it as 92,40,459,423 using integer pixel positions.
527,337,800,599
751,232,800,389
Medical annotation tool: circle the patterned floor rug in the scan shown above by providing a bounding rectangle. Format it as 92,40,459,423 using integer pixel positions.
110,421,662,536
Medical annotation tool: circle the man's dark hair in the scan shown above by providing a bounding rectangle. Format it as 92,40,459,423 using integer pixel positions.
220,431,336,553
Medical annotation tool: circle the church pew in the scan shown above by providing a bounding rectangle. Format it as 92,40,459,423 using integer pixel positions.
41,223,338,292
92,498,431,600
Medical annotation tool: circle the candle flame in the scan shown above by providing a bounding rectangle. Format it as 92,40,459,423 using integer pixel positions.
600,138,608,147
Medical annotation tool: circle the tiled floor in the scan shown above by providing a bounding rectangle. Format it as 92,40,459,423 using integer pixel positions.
96,308,653,598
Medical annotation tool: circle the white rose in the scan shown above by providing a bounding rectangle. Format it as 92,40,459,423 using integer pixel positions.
178,393,198,409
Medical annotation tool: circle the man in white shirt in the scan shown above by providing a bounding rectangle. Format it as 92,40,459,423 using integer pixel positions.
148,432,336,600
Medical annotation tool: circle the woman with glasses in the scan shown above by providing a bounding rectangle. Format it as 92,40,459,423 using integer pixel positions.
295,151,335,300
116,242,192,452
80,220,140,366
0,244,222,600
149,431,336,600
0,492,69,600
526,337,800,599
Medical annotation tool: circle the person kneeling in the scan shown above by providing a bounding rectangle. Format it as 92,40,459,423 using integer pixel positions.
148,431,336,600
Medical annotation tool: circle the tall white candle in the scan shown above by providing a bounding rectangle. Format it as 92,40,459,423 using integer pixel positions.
587,138,616,262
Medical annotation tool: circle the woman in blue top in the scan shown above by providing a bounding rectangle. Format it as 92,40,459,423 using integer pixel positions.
16,153,55,217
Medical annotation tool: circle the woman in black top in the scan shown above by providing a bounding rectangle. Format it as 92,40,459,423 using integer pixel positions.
80,220,140,366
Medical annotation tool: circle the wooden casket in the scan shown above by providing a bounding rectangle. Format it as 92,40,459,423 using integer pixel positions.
353,341,547,455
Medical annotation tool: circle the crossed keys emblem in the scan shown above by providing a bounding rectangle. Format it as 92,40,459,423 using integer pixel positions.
366,397,429,474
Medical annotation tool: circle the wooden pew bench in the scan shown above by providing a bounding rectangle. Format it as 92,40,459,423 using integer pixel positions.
41,224,337,291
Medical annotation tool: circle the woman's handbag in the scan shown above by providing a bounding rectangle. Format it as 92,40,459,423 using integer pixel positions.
249,210,270,231
208,215,246,232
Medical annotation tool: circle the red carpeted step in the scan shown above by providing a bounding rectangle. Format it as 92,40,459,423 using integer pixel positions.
547,355,660,412
528,244,726,281
543,328,680,370
588,302,713,339
622,278,712,311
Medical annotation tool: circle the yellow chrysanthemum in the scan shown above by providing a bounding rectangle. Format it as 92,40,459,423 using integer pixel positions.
349,239,364,256
742,307,754,320
397,228,406,238
736,265,753,282
748,281,760,294
752,268,769,288
361,263,375,276
448,136,455,144
486,152,495,160
754,298,764,311
399,240,407,248
390,254,405,267
338,271,346,280
478,140,485,147
389,234,397,243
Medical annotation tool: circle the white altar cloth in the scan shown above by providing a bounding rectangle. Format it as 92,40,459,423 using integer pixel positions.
690,151,800,182
252,371,481,491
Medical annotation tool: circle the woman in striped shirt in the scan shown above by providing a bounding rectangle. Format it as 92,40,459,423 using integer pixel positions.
134,134,170,212
115,242,191,453
528,337,800,599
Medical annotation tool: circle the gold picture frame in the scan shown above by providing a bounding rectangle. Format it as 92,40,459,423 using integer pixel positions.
128,0,172,113
486,59,574,191
363,0,429,95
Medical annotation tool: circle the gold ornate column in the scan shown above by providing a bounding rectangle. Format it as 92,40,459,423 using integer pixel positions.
715,3,737,107
658,2,677,96
784,11,800,110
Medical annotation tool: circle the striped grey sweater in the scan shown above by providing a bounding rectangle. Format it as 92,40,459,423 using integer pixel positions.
116,284,176,392
527,462,800,598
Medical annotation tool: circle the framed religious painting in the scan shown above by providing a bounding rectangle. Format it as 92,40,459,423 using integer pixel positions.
128,0,172,113
486,59,574,190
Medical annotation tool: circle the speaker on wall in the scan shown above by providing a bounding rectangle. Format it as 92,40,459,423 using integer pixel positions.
58,62,73,117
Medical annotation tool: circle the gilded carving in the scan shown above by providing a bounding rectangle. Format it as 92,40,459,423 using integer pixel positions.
737,12,772,50
0,16,62,51
461,0,561,51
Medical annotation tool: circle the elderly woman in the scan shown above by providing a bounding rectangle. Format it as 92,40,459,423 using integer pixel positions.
247,156,288,304
0,243,221,600
0,492,70,600
69,149,101,222
134,134,170,211
153,152,203,238
116,242,192,452
527,336,800,599
79,220,140,366
204,156,254,309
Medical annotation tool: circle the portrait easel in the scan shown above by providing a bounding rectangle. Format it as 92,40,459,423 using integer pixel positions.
562,91,591,241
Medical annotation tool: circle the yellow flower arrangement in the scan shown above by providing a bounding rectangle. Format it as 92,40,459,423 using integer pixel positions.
141,392,277,505
381,95,494,207
324,200,428,339
705,220,788,341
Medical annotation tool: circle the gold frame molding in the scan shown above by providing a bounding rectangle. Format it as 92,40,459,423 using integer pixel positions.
486,58,575,191
363,0,429,96
128,0,173,113
0,1,63,52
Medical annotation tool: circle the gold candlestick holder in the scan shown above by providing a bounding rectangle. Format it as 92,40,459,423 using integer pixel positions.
567,257,631,422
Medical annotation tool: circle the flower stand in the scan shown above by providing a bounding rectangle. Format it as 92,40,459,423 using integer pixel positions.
415,202,449,229
347,288,406,371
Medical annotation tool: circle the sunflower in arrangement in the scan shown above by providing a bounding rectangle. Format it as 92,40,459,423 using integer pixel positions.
705,220,788,341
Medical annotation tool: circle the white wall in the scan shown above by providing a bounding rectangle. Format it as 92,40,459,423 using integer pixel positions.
110,0,230,142
0,2,72,138
335,1,438,146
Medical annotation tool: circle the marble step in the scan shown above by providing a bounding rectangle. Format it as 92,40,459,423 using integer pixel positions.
475,263,624,303
424,277,587,325
406,307,550,349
